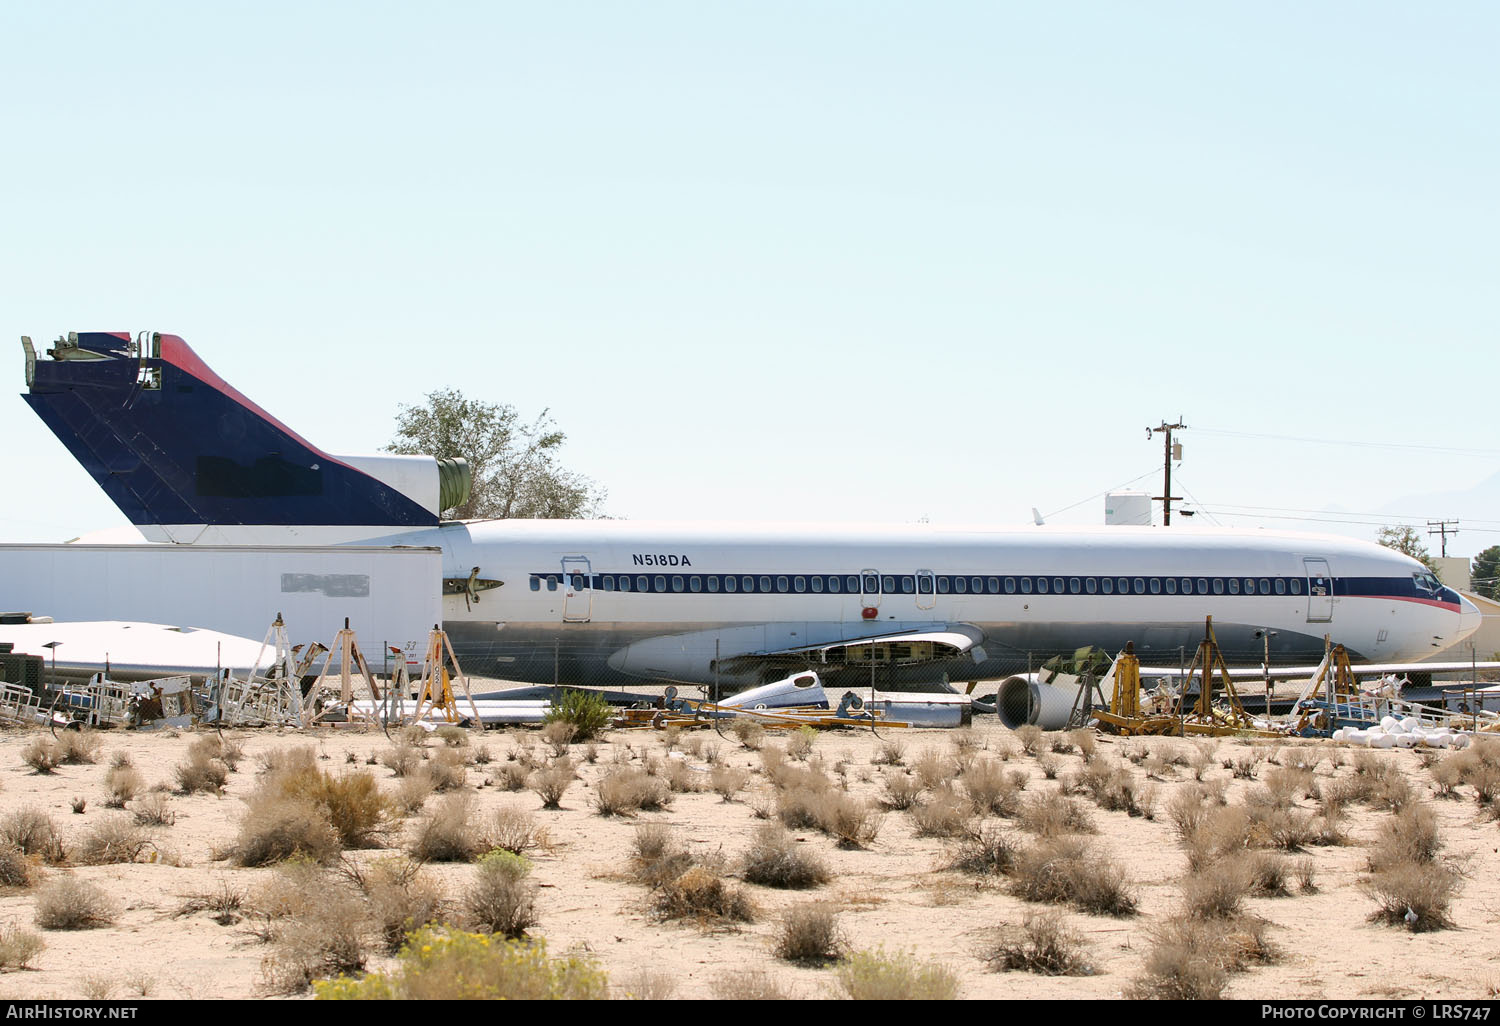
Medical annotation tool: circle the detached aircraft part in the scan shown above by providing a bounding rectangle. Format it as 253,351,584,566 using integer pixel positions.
996,673,1075,730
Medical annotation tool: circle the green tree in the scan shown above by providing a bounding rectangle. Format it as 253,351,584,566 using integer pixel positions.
387,389,606,520
1471,545,1500,600
1375,525,1440,578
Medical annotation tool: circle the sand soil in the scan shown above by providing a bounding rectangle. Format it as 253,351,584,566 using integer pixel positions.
0,711,1495,1001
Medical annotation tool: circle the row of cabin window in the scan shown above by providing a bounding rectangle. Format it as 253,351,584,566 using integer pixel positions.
528,573,1310,597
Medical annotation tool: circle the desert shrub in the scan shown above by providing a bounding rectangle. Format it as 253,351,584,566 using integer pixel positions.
540,720,576,757
872,740,906,766
233,797,341,867
911,787,973,838
529,763,576,809
1036,754,1061,780
1368,802,1442,872
983,911,1094,976
629,823,692,887
434,724,469,748
21,738,60,774
1045,731,1075,755
491,761,529,792
174,747,229,795
1127,920,1229,1000
833,946,961,1000
711,971,796,1001
616,969,677,1000
1293,857,1317,893
1182,858,1252,919
104,765,144,808
963,759,1023,817
1245,851,1291,897
811,791,883,848
1372,772,1415,812
394,773,435,815
731,719,765,750
947,825,1019,876
1263,765,1315,806
776,785,823,830
1069,729,1098,760
1077,760,1153,816
1362,861,1461,931
174,878,247,925
0,810,64,864
651,864,754,924
663,758,707,794
1430,758,1465,799
380,742,421,778
0,924,44,969
881,770,924,811
773,902,845,964
0,846,36,889
1180,805,1251,871
595,767,671,816
34,878,118,929
1230,752,1262,780
740,823,829,889
1011,836,1137,917
410,794,485,862
1017,793,1096,837
354,857,447,953
315,928,608,1000
75,816,153,865
132,794,175,827
421,748,467,792
462,850,538,938
1188,743,1217,781
912,749,951,791
284,769,394,849
543,688,612,741
786,725,817,761
56,730,101,765
710,764,749,801
261,895,369,994
487,805,537,856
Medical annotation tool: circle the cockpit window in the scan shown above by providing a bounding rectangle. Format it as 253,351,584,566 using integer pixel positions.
1414,572,1440,594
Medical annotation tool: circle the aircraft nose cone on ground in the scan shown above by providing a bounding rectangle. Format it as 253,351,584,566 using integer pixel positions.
1458,594,1482,644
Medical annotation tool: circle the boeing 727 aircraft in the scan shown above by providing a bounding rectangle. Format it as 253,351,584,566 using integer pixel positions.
8,331,1482,690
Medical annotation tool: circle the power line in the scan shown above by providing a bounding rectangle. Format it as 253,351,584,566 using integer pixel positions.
1042,467,1161,521
1195,427,1500,459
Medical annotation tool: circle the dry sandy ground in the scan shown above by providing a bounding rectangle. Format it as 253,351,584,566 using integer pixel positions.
0,714,1495,1001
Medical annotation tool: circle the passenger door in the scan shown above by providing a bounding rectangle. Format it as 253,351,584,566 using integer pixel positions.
1304,558,1332,623
561,556,592,622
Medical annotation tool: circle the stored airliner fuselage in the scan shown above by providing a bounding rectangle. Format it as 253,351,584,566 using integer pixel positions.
428,519,1478,688
13,331,1482,690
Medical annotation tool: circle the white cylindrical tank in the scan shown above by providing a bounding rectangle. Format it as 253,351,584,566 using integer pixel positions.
1105,491,1153,526
997,674,1076,730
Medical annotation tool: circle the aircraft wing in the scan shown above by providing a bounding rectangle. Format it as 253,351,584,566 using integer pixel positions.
718,626,986,673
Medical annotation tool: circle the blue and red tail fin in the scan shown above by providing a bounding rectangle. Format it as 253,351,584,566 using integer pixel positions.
23,331,437,528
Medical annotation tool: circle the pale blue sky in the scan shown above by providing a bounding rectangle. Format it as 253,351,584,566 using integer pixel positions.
3,2,1496,554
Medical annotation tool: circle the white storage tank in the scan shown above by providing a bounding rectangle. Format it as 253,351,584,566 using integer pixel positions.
1105,491,1153,526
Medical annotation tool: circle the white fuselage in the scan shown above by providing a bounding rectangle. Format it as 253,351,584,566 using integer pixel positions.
426,520,1479,687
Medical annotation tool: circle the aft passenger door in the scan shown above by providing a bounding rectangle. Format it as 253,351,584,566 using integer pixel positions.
561,556,592,623
860,569,881,615
1304,558,1332,623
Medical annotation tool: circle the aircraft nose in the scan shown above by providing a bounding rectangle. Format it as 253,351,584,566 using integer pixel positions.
1458,594,1482,643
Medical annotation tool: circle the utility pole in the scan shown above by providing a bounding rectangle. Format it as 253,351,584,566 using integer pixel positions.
1428,520,1459,558
1148,420,1186,525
